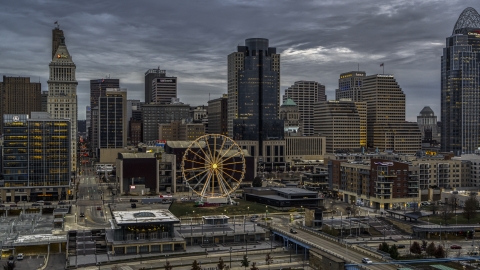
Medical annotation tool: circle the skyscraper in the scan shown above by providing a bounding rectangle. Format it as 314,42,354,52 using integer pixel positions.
52,27,64,60
47,27,78,173
98,88,127,148
207,94,228,136
151,74,177,104
228,38,283,154
145,68,166,104
90,79,120,110
335,71,366,101
0,76,42,131
283,81,326,136
417,106,439,142
441,7,480,154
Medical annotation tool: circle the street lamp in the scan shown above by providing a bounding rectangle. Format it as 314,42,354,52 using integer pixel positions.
247,207,250,217
265,206,268,226
270,232,273,252
289,243,292,263
456,215,458,225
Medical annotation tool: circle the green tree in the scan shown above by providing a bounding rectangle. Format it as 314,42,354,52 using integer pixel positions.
217,257,225,270
434,245,445,258
241,255,250,270
191,260,201,270
164,261,173,270
252,177,262,187
463,194,478,222
378,242,389,253
389,244,400,260
250,262,259,270
410,241,422,256
426,242,436,257
421,240,428,251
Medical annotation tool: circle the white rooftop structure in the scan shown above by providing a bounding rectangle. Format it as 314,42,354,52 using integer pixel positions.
112,210,179,225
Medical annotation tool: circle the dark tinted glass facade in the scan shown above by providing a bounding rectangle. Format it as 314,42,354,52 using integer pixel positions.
99,93,125,148
441,29,480,154
233,38,283,154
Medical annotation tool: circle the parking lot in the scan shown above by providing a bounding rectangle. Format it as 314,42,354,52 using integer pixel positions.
5,254,46,270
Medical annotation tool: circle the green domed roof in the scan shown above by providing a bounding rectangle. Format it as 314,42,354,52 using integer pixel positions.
282,98,297,106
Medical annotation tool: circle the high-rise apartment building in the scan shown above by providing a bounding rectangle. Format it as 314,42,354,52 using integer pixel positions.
98,88,127,148
0,76,42,131
152,74,177,104
207,94,228,136
441,7,480,155
335,71,366,101
283,81,326,136
90,79,120,110
314,100,362,153
141,103,190,142
47,27,78,173
2,113,71,202
86,106,91,139
228,38,283,155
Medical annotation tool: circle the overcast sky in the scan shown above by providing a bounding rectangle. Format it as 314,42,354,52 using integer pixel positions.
0,0,477,121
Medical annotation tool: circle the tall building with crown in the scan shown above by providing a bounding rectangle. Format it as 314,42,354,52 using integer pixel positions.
47,27,78,173
441,7,480,154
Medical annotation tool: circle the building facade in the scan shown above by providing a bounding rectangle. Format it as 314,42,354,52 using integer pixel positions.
0,76,42,132
2,113,71,202
441,7,480,154
314,100,362,153
335,71,366,101
98,88,127,149
283,81,326,136
151,73,177,104
228,38,283,153
158,121,205,141
417,106,439,142
279,99,302,137
47,28,78,173
141,103,190,143
207,94,228,136
145,68,166,104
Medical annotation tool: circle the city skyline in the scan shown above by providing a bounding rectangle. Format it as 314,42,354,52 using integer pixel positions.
0,0,477,120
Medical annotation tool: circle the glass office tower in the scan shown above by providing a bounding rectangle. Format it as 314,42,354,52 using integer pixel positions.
441,7,480,154
230,38,283,155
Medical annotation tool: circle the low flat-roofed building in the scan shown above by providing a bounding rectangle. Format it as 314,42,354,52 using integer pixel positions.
243,187,322,208
106,210,185,255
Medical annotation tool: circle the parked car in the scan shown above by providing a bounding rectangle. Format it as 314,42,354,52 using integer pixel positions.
9,204,16,207
44,202,52,205
450,245,462,249
397,244,406,248
362,258,373,264
96,206,102,210
17,253,24,260
129,199,138,202
294,215,303,220
36,200,44,203
79,212,85,217
0,205,5,208
8,255,14,265
32,203,40,207
290,228,297,234
58,201,67,205
131,203,137,209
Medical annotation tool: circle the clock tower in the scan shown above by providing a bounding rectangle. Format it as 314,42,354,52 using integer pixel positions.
47,28,78,173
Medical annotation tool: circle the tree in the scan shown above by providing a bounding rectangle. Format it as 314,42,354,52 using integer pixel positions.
410,241,422,256
265,253,273,270
439,202,452,225
463,194,478,222
389,244,400,260
250,262,259,270
252,177,262,187
164,261,173,270
378,242,389,253
434,245,445,258
217,257,225,270
191,260,201,270
240,255,250,270
421,240,428,251
426,242,436,257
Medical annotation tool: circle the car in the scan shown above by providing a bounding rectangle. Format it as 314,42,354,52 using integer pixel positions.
44,202,52,205
9,204,16,207
290,229,297,234
79,212,85,217
8,255,14,265
32,203,40,207
96,206,102,210
0,204,5,208
450,245,462,249
294,215,303,220
397,244,406,249
58,201,66,205
251,215,259,219
16,253,24,260
362,258,373,264
250,218,258,222
129,199,138,202
36,200,44,203
131,203,137,208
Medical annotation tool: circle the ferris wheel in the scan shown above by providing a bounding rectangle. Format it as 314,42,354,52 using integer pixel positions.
181,134,245,198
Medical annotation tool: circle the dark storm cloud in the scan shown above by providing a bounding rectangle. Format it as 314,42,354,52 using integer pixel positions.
0,0,477,120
